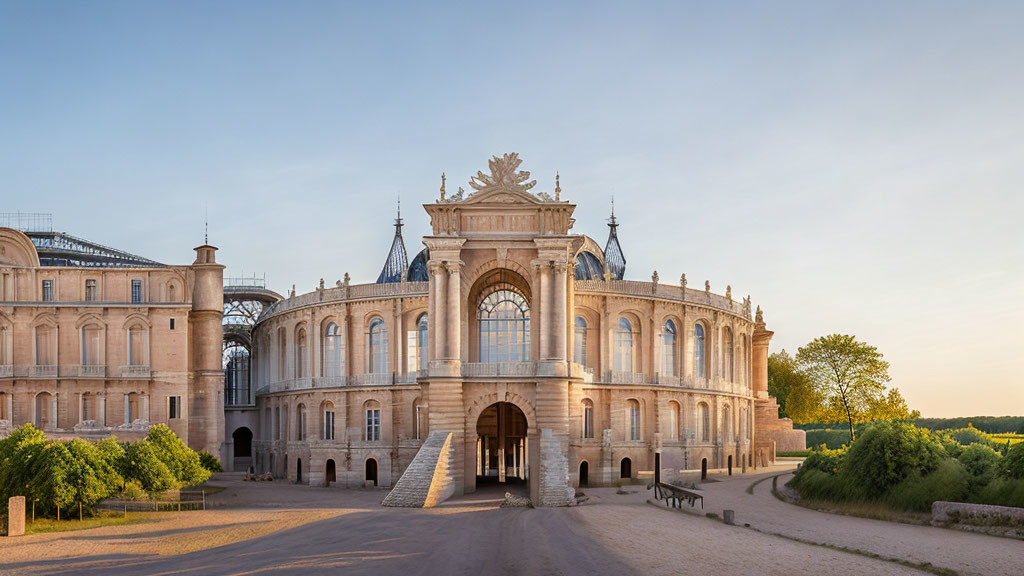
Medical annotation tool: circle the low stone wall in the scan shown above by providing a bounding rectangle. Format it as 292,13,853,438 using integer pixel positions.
932,501,1024,527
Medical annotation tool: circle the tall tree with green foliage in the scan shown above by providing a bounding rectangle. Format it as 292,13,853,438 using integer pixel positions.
145,425,211,487
767,350,821,423
796,334,893,441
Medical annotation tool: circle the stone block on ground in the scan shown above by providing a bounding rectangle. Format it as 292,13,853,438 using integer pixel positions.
7,496,25,537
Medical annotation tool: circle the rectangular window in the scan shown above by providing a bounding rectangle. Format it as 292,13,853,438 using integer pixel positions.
85,279,97,302
168,396,181,419
169,318,175,330
42,280,53,302
366,408,381,442
131,280,143,303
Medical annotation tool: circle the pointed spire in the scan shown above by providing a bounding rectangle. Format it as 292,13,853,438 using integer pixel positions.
376,198,409,284
604,197,626,280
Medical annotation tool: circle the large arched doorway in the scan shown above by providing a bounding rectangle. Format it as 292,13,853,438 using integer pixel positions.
475,402,528,486
579,461,589,487
296,458,303,484
620,457,632,479
325,459,336,486
232,427,253,471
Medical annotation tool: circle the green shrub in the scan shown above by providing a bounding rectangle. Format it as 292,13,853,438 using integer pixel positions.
885,459,969,512
198,451,222,473
1000,442,1024,480
801,447,847,475
958,443,1001,491
145,425,211,487
974,478,1024,508
841,421,947,495
119,480,149,501
0,424,47,514
123,440,178,495
947,425,992,447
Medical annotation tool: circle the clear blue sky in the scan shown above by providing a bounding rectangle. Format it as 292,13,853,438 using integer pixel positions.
2,1,1021,417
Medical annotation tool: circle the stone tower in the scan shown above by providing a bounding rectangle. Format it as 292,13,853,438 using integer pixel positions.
188,244,226,459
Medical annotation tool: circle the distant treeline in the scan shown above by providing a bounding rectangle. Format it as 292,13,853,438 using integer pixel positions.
797,417,1024,435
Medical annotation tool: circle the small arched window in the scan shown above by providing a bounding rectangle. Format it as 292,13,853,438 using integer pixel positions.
323,322,342,378
0,324,10,366
365,400,382,442
368,318,387,374
573,316,587,366
614,318,633,373
582,398,594,439
295,328,308,379
694,323,706,379
627,399,641,441
321,401,335,440
662,320,677,376
168,283,176,302
417,313,428,371
478,288,530,362
699,402,711,442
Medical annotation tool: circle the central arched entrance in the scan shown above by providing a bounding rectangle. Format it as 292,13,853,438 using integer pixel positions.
475,402,528,486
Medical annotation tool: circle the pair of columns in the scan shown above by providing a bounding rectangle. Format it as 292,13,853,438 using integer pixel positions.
429,261,463,360
77,392,106,425
535,260,569,361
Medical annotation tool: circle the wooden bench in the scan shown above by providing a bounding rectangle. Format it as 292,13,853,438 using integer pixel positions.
651,482,704,510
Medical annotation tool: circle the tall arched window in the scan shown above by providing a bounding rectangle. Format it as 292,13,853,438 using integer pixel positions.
365,400,381,442
0,324,10,367
693,323,706,378
699,402,711,442
35,325,55,365
614,318,633,372
668,401,680,440
323,322,342,378
81,323,103,366
627,399,641,441
368,318,387,374
573,316,587,366
723,327,734,382
662,320,677,376
582,398,594,439
296,404,307,441
477,289,530,362
417,313,428,371
295,328,308,379
127,325,146,366
277,328,287,381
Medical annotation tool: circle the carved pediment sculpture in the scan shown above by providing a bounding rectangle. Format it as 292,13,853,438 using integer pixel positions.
470,152,537,193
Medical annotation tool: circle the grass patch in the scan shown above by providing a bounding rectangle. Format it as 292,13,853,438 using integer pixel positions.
23,510,157,535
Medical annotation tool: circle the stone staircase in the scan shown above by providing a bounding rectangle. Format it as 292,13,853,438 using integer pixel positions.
382,430,455,508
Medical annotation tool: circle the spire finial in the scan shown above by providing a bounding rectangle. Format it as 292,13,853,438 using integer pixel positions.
440,172,446,201
204,205,208,244
555,171,561,201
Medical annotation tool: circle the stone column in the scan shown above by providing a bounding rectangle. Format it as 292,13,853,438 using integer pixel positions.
142,394,150,423
78,393,84,424
97,392,106,427
432,263,447,361
538,262,551,360
124,393,131,424
393,300,404,374
751,310,773,400
446,262,461,361
552,262,567,362
50,394,58,431
5,393,13,424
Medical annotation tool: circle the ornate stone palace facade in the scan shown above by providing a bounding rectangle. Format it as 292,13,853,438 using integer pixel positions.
0,225,224,456
243,154,803,507
0,154,804,507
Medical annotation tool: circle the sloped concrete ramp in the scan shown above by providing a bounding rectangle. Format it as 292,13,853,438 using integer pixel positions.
382,430,455,508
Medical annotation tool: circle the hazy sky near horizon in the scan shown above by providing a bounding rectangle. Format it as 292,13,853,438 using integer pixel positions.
1,1,1021,418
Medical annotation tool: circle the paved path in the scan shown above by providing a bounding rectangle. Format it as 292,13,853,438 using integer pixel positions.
696,469,1023,576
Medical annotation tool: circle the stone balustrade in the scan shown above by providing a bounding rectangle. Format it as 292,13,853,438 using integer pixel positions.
575,279,749,317
121,365,151,378
78,364,106,378
30,365,57,378
0,365,12,378
258,281,430,322
461,362,537,378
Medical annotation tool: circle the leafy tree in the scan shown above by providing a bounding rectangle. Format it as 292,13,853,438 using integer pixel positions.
1001,443,1024,480
796,334,892,441
198,451,222,473
64,439,122,513
145,425,210,487
767,350,820,423
958,443,1001,491
0,424,47,514
866,389,920,422
31,441,76,515
840,421,946,496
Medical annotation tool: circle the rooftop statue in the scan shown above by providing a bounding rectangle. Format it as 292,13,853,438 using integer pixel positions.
469,152,537,194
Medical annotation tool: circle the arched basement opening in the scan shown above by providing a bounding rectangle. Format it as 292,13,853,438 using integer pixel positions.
579,461,589,487
701,458,708,480
475,402,528,486
366,458,378,487
325,459,336,486
232,427,253,472
296,458,303,484
620,457,632,479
